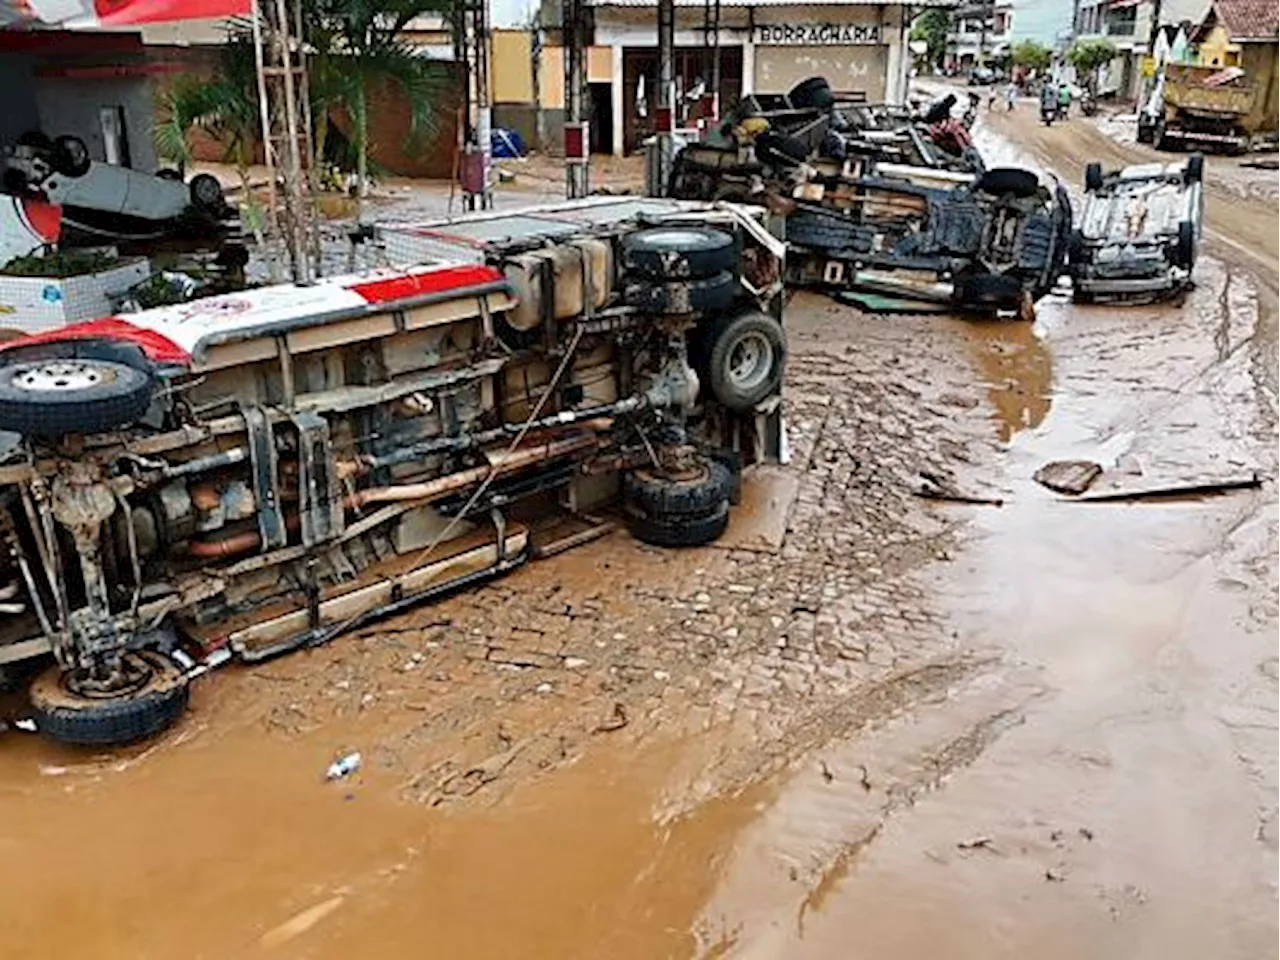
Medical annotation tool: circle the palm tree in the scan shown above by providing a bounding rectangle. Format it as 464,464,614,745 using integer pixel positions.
154,28,262,196
307,0,452,216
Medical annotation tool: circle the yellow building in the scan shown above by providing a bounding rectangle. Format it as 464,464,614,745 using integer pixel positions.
1191,0,1279,132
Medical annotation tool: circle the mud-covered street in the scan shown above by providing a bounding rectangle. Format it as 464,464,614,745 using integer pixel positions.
1,105,1275,959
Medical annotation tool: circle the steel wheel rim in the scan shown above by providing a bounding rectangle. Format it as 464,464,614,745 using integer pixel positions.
15,361,111,392
727,332,773,392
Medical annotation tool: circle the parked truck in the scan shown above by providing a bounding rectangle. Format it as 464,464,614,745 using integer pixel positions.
1138,65,1256,153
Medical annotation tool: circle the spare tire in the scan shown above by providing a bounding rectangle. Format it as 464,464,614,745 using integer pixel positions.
621,226,738,281
624,270,737,314
624,457,732,517
0,356,155,437
975,167,1041,199
789,76,834,110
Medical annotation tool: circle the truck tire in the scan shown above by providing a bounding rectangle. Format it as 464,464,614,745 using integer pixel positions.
756,130,810,165
624,271,736,314
975,167,1040,199
1084,162,1104,193
628,500,729,548
789,77,834,110
1154,119,1169,151
624,457,733,517
51,135,90,177
704,310,786,411
0,356,155,437
29,650,189,746
621,227,737,281
1173,221,1197,268
956,272,1024,309
1184,153,1204,184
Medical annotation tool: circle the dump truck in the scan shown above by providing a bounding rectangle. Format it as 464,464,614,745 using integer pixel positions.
1138,64,1256,153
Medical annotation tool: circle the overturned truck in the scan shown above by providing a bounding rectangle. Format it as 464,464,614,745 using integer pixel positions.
0,198,787,745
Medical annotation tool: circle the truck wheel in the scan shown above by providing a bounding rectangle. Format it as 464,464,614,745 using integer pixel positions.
624,457,732,517
957,272,1024,310
1084,162,1104,193
621,227,738,281
704,310,786,411
51,135,90,177
975,168,1040,199
188,173,225,212
628,500,729,548
0,356,155,437
1174,221,1197,268
29,650,189,746
1184,154,1204,184
623,271,736,314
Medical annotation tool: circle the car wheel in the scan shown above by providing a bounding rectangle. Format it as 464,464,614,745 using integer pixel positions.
1084,162,1104,193
957,273,1024,310
624,457,733,517
0,355,155,437
51,135,91,177
1174,221,1197,268
16,131,54,152
975,167,1040,199
1184,153,1204,184
156,168,184,181
703,310,786,412
29,650,189,747
788,76,834,110
624,271,737,314
188,173,225,212
628,500,729,548
621,226,738,281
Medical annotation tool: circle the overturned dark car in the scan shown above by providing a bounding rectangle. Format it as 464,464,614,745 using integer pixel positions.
782,166,1071,313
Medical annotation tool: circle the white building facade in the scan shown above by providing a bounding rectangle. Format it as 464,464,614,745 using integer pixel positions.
583,0,938,155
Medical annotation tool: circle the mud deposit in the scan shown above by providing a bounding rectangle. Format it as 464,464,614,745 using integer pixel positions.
1,106,1275,959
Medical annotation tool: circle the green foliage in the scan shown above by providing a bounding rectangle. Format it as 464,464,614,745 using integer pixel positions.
1011,39,1053,72
2,248,121,278
910,8,951,68
1067,38,1118,76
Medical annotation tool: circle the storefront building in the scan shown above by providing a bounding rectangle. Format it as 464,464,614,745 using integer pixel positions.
544,0,933,156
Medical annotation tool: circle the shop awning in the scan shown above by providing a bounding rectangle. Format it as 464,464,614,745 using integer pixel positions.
2,0,250,30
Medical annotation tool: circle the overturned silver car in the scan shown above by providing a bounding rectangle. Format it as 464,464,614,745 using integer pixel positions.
1067,155,1205,302
0,199,786,745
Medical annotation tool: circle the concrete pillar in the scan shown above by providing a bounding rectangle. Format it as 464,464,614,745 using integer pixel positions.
612,43,625,156
742,40,755,94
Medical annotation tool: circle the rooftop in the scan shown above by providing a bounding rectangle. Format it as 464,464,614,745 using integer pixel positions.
1209,0,1279,39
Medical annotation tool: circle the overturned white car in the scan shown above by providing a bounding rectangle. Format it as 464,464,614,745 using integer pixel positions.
0,198,786,745
1067,155,1205,302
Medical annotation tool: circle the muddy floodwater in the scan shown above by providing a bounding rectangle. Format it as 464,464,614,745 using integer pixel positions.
1,99,1275,959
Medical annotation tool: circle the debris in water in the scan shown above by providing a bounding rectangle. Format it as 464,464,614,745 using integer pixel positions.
325,751,362,781
593,702,629,733
260,895,346,948
1034,460,1102,495
916,470,1004,506
957,836,995,851
1044,866,1067,882
12,719,36,733
819,760,834,783
1073,472,1263,502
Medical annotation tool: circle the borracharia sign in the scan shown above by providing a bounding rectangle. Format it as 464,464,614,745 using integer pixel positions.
753,23,882,45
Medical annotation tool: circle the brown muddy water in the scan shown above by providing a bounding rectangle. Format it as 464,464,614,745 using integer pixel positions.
0,126,1275,959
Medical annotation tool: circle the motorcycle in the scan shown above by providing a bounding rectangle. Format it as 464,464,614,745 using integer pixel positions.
1040,103,1058,126
1081,91,1099,117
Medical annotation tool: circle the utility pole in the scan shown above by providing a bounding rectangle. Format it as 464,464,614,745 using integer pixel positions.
977,0,991,68
563,0,589,198
655,0,676,192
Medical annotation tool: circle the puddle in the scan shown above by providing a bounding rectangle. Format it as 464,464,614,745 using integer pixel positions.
958,317,1053,444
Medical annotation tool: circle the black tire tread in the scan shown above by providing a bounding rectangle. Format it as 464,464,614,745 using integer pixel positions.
29,654,189,746
624,459,733,516
0,359,154,437
624,271,736,314
628,501,729,548
976,167,1041,199
704,310,787,411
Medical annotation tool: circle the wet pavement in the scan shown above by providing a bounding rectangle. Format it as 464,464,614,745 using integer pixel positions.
0,103,1275,958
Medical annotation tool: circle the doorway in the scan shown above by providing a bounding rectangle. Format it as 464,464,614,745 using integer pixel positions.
99,106,130,168
589,82,612,153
